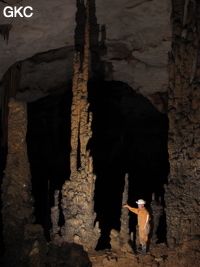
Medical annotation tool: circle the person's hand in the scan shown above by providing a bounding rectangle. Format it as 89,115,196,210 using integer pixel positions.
123,204,129,208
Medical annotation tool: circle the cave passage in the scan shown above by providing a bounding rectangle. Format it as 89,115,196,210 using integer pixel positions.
1,79,169,252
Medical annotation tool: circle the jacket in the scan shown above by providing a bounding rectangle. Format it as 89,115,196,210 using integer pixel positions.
128,206,150,231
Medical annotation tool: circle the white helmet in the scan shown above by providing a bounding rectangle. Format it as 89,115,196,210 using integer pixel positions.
136,199,146,204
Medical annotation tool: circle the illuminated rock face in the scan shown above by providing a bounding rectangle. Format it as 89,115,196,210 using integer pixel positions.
51,0,100,251
165,0,200,247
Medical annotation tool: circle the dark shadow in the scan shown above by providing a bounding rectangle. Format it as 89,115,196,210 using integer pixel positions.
75,0,86,55
0,107,7,260
89,0,108,80
87,80,169,250
75,0,109,80
0,145,7,259
26,89,72,241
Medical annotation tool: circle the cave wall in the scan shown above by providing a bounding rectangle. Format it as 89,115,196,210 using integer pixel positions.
0,0,171,105
165,0,200,247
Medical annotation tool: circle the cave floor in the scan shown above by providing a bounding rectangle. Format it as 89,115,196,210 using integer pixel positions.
0,239,199,266
88,240,200,267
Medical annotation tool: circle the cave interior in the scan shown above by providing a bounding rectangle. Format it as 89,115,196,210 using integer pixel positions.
0,52,169,257
0,0,200,266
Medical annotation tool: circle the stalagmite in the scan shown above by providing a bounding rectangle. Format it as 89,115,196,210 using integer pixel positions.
51,0,100,251
110,174,132,253
50,190,61,244
1,98,46,266
150,193,163,244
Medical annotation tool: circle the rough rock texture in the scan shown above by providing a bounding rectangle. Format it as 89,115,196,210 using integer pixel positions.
22,224,47,267
149,194,163,244
110,174,132,253
51,1,100,251
50,190,61,244
60,151,100,251
0,0,171,103
165,0,200,247
1,98,44,266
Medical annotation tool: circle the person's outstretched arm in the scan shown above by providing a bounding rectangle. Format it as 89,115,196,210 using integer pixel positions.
123,204,139,214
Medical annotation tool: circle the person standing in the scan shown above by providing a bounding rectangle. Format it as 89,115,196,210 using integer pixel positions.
123,199,150,256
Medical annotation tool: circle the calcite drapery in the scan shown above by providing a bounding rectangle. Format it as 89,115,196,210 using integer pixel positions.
165,0,200,247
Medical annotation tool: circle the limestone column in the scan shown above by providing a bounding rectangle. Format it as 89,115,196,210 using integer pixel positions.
165,0,200,247
1,98,35,266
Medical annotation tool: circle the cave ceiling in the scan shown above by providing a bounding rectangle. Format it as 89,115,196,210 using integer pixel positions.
0,0,171,107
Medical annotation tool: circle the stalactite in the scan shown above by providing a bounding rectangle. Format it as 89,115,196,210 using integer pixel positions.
0,24,12,44
165,0,200,247
110,174,132,253
51,0,100,251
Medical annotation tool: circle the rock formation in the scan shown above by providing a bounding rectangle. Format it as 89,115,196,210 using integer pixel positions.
1,98,46,266
110,174,132,253
165,0,200,247
150,193,163,245
50,0,100,251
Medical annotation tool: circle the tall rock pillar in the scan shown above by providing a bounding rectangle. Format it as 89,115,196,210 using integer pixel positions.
165,0,200,247
1,99,35,266
60,0,100,251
